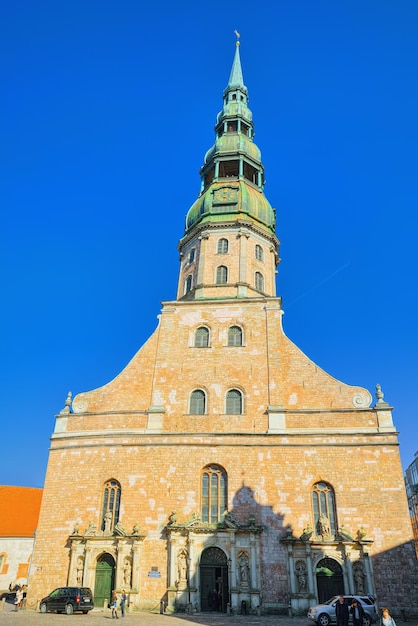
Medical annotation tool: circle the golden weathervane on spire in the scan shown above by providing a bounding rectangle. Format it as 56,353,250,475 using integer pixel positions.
234,30,241,45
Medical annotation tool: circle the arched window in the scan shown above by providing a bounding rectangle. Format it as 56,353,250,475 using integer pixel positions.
217,238,229,254
255,244,264,261
188,248,196,264
185,275,193,294
195,326,209,347
190,389,206,415
312,482,337,539
255,271,264,292
225,389,243,414
201,465,227,523
101,479,121,532
216,265,228,284
227,325,243,346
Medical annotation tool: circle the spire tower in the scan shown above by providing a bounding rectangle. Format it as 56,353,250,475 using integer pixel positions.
177,38,280,301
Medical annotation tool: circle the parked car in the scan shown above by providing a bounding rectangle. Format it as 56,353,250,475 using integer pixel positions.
308,595,378,626
39,586,94,615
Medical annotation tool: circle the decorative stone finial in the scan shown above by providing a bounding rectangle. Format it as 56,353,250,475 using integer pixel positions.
375,384,384,403
60,391,72,414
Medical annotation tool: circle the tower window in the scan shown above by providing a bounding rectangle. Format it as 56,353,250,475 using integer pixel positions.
243,161,258,184
188,248,196,263
219,161,239,178
204,168,215,187
216,265,228,284
185,275,193,294
195,326,209,347
227,121,238,132
255,271,264,292
255,244,264,261
201,465,227,523
217,238,229,254
225,389,243,414
101,479,121,532
227,326,243,347
190,389,206,415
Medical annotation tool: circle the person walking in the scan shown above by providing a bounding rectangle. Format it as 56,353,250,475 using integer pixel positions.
110,590,118,619
120,589,127,618
336,595,349,626
350,599,365,626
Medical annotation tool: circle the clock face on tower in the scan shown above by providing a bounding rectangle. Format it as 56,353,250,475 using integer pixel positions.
213,186,238,205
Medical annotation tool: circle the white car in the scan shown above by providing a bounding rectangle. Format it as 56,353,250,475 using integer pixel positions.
308,595,378,626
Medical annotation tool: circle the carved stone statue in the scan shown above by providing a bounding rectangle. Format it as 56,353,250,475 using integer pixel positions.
132,522,140,536
123,558,132,587
295,560,307,592
168,511,177,525
177,550,188,581
238,553,250,587
114,522,127,536
84,521,97,536
318,514,331,540
300,523,313,542
103,511,112,534
76,556,84,585
353,566,364,594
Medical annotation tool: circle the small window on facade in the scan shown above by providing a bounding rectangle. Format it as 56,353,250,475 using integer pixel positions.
255,271,264,292
216,265,228,284
201,464,227,523
255,244,264,262
101,479,121,532
195,326,209,347
188,248,196,264
185,275,193,294
227,326,243,346
190,389,206,415
312,482,337,539
225,389,243,414
217,238,229,254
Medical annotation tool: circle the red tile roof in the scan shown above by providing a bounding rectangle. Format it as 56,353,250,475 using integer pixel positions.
0,486,43,537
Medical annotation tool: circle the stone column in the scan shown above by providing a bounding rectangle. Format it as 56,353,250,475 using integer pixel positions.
305,544,315,595
344,548,355,593
287,543,297,595
68,540,79,586
230,532,237,589
249,533,258,590
131,541,141,592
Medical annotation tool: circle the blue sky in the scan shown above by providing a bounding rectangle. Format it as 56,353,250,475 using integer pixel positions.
1,0,417,488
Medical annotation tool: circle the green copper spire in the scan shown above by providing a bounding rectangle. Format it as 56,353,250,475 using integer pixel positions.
227,32,246,91
184,36,276,235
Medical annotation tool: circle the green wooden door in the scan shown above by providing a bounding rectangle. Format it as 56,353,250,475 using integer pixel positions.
94,554,115,609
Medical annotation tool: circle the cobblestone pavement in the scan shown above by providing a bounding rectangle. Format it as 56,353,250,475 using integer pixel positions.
0,604,414,626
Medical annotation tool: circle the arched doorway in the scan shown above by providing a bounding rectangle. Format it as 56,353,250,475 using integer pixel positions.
316,557,344,603
200,547,228,613
94,553,115,609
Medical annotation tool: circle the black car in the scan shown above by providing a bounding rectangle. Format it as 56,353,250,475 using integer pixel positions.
39,587,94,615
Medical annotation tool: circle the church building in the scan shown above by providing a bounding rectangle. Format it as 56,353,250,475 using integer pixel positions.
28,41,417,615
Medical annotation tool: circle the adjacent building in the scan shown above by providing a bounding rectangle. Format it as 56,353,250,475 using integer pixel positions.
27,41,417,615
405,452,418,558
0,486,42,592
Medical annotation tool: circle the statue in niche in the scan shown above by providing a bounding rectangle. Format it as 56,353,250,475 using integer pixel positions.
238,553,250,587
123,558,132,587
317,514,331,540
295,560,307,592
353,566,364,594
76,556,84,585
177,550,188,582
